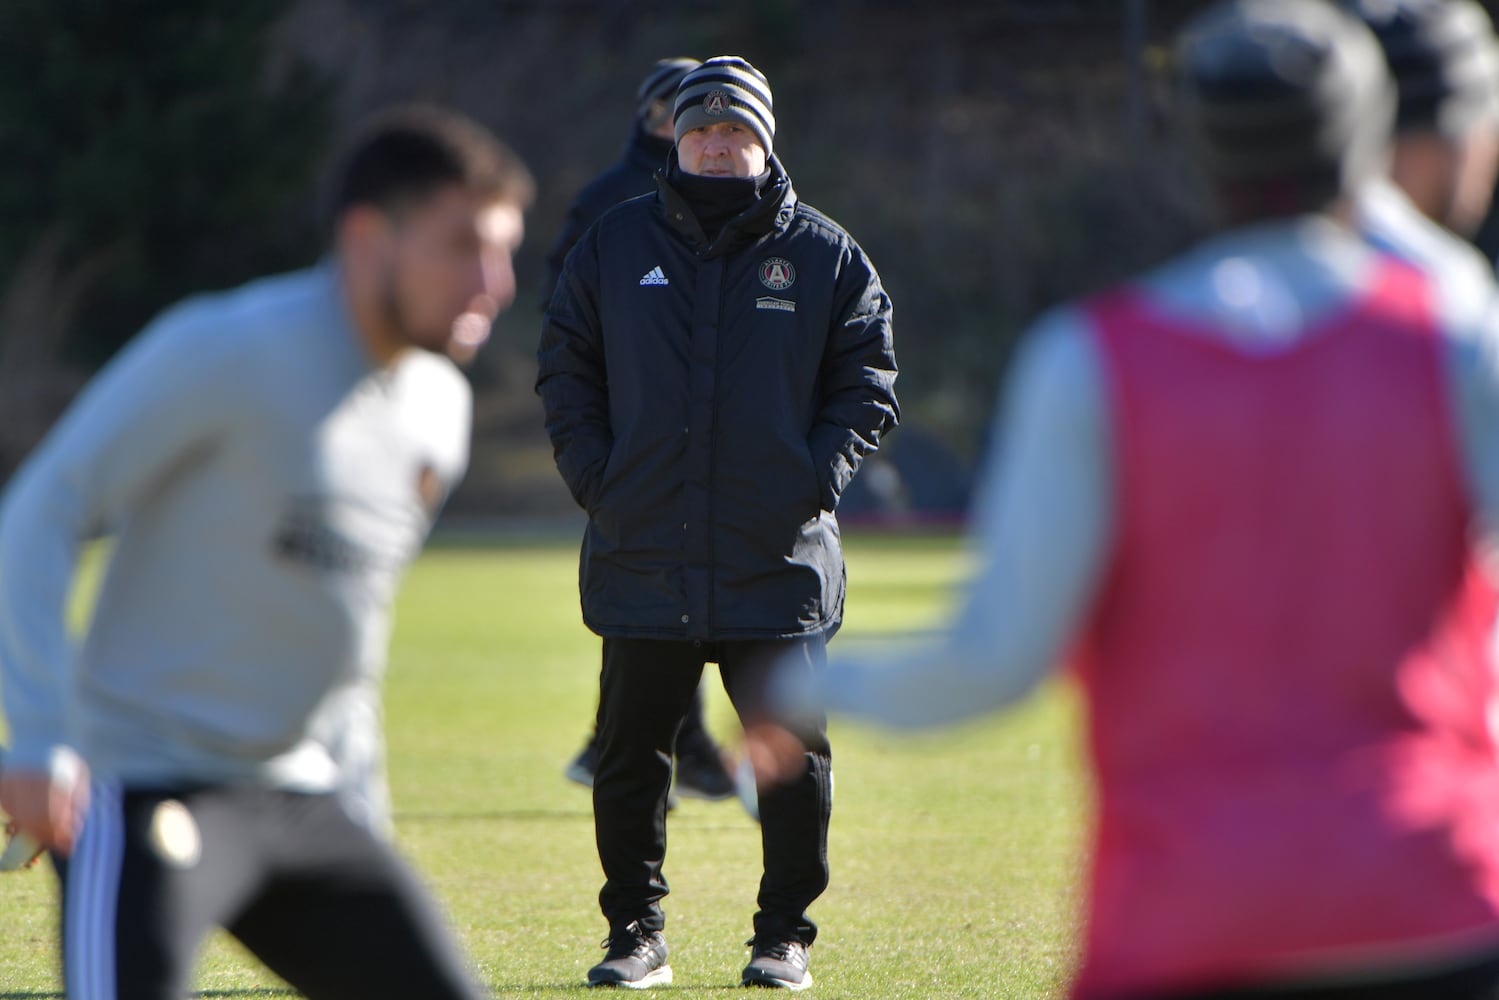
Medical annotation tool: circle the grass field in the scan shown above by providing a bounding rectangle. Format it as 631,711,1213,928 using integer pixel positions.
0,530,1088,999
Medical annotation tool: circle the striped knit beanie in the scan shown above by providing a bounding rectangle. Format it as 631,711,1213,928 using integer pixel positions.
1343,0,1499,137
673,56,775,155
636,57,701,119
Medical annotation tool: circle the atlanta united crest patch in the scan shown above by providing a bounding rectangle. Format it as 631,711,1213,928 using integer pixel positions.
759,258,795,291
703,90,730,115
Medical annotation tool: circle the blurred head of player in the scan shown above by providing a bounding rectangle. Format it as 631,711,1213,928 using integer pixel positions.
330,104,535,365
673,56,775,178
1175,0,1396,225
637,57,699,141
1345,0,1499,236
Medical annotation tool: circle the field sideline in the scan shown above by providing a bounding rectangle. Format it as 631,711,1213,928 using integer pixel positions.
0,530,1087,999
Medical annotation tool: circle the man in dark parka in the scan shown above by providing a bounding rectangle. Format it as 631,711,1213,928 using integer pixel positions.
538,55,898,991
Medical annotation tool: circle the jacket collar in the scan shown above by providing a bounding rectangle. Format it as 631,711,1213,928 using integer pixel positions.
655,151,797,258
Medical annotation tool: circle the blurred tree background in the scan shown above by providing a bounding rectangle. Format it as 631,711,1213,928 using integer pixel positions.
6,0,1423,520
0,0,331,478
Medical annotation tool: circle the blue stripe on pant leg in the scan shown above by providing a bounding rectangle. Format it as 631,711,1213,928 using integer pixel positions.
65,780,123,1000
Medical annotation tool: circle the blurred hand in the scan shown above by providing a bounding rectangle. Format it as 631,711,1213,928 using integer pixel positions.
0,762,89,857
742,720,809,791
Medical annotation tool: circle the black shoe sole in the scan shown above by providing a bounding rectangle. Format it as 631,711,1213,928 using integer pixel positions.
741,967,813,991
740,974,812,990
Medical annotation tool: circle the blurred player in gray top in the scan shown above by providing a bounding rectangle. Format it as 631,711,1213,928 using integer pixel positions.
0,103,533,1000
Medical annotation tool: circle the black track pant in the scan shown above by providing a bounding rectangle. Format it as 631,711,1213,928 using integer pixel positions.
56,783,483,1000
593,635,832,944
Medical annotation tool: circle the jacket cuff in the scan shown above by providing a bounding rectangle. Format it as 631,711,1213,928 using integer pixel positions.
822,451,854,512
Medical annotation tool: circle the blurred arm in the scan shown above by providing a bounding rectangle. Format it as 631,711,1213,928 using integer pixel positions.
803,310,1111,727
0,302,230,777
1449,300,1499,540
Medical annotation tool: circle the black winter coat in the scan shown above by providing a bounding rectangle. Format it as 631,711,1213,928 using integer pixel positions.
539,126,674,308
537,154,899,641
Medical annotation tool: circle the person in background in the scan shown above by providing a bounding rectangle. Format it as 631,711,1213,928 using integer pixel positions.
540,57,697,305
0,103,534,999
758,2,1499,997
539,55,898,990
541,56,741,805
1347,0,1499,285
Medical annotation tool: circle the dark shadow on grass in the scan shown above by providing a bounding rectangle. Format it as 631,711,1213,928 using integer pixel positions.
395,807,760,828
0,990,307,999
488,986,747,994
0,989,752,999
1,995,300,1000
395,809,592,823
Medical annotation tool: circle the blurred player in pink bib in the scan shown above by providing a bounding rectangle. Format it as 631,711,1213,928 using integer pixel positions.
764,1,1499,997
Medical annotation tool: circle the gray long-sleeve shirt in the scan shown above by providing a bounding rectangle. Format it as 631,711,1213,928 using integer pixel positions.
0,265,470,818
805,188,1499,728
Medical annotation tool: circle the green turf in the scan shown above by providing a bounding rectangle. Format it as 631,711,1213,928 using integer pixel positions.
0,530,1087,998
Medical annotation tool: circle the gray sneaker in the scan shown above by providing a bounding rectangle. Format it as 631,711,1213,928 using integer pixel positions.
741,936,812,990
673,747,736,801
587,920,672,989
564,740,600,788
